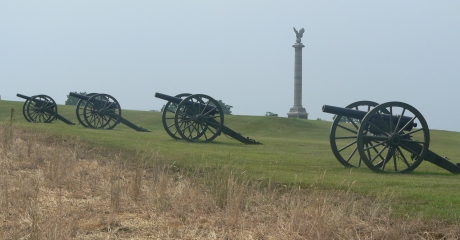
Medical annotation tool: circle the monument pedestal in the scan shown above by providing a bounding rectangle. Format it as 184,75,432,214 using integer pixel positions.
287,106,309,119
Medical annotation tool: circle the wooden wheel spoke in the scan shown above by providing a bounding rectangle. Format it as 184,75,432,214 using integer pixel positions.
346,147,359,163
381,147,396,171
400,127,423,138
396,147,411,168
397,116,417,135
348,117,360,130
399,142,423,158
368,121,390,136
337,124,358,135
337,140,357,153
378,112,392,133
394,108,406,132
370,145,389,165
334,135,358,140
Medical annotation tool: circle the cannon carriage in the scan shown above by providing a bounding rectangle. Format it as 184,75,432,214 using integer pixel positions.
69,92,149,132
16,93,75,125
155,92,260,144
322,101,460,174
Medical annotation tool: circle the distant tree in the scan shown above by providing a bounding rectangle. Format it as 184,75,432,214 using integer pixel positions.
265,112,278,117
65,92,87,105
216,100,232,115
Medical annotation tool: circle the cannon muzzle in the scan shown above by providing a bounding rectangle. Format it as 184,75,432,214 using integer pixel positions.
322,104,417,131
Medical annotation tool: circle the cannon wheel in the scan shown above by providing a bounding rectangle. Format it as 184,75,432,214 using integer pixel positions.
82,93,121,129
161,93,194,139
329,100,386,168
357,102,430,173
76,93,98,127
25,95,57,123
22,99,32,122
174,94,224,142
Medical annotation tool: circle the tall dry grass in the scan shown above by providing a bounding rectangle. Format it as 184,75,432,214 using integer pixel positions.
1,117,459,239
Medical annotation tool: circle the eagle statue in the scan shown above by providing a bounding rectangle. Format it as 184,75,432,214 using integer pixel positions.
293,27,305,43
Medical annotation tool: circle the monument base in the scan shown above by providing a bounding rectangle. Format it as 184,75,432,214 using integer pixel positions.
287,106,309,119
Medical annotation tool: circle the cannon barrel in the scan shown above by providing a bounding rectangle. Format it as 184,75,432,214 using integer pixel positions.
17,93,34,101
70,92,91,101
155,92,218,114
17,93,55,107
322,104,417,131
322,105,368,120
154,92,182,104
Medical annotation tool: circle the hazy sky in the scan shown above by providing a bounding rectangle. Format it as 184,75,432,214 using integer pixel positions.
2,1,460,131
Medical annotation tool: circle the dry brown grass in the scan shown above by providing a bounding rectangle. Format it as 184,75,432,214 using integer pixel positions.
1,123,460,239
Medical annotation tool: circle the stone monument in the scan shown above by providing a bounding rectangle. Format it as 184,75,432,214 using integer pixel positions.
287,27,309,119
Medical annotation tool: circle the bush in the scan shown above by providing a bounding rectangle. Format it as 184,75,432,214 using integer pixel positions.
265,112,278,117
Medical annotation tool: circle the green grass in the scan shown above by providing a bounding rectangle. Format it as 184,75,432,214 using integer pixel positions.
2,99,460,220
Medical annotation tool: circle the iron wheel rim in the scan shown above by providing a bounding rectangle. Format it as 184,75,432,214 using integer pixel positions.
161,93,193,140
26,95,57,123
174,94,224,142
76,93,98,127
357,102,430,173
83,93,121,129
22,99,32,122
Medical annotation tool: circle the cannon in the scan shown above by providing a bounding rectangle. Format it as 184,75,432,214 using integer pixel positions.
322,101,460,174
69,92,149,132
155,92,260,144
16,94,75,125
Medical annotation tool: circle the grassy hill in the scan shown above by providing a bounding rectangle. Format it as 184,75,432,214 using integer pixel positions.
2,99,460,220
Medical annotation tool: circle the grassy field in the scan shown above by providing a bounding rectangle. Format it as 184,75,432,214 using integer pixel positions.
2,99,460,221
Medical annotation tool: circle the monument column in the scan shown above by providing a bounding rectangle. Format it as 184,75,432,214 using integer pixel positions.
287,27,308,119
